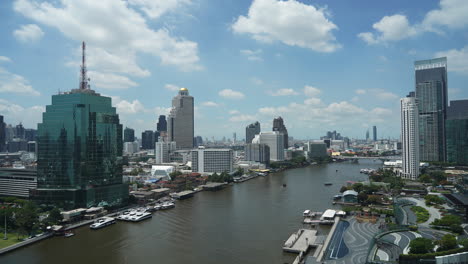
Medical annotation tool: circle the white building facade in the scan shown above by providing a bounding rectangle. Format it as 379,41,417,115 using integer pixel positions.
123,141,139,155
254,131,284,161
401,97,420,180
155,141,177,164
191,147,233,173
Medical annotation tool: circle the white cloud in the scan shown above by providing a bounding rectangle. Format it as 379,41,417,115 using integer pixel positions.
358,14,417,44
0,99,44,128
201,101,219,107
88,71,138,90
251,77,264,85
422,0,468,31
153,106,171,116
13,24,44,43
232,0,341,52
229,110,240,115
369,89,398,100
128,0,191,19
229,114,256,122
0,67,40,96
435,46,468,75
240,49,263,61
304,97,321,105
13,0,201,77
355,89,366,95
304,85,321,97
0,56,12,63
219,89,245,99
165,84,182,91
268,88,298,96
111,97,146,114
371,107,392,116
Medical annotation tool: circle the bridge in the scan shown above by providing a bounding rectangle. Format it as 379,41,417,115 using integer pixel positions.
335,156,401,161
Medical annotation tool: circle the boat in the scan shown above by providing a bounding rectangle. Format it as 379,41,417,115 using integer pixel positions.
333,195,342,200
282,184,287,187
154,204,162,211
129,212,152,222
160,201,175,210
90,217,116,229
324,182,333,186
145,206,157,213
64,231,74,238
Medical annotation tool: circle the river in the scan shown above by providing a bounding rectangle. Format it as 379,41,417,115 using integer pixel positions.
1,160,382,264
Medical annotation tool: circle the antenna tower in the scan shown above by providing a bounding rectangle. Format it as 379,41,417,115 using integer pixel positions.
79,41,89,90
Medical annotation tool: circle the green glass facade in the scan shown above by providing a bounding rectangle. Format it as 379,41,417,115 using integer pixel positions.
33,90,128,209
446,119,468,165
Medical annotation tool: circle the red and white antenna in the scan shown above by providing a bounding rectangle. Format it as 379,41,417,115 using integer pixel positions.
79,41,89,90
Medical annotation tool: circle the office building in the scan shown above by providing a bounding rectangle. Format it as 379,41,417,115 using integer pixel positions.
0,168,37,198
305,142,328,159
123,141,139,155
7,138,28,152
245,143,270,164
254,131,284,161
365,130,369,141
446,100,468,165
0,115,5,152
273,117,288,148
194,136,203,147
32,42,128,209
157,115,167,132
141,130,155,150
155,141,177,164
401,96,420,180
24,129,37,141
15,123,25,139
245,121,260,144
373,126,377,141
124,127,135,143
192,147,233,173
415,57,448,162
167,88,194,149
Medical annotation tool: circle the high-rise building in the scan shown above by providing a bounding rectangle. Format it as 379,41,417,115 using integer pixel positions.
32,42,128,209
192,147,233,173
254,131,284,161
157,115,167,132
141,130,155,150
245,143,270,164
167,88,194,149
24,129,37,141
446,100,468,165
415,57,447,162
365,130,369,141
273,117,288,148
15,123,25,139
123,141,139,155
194,136,203,147
305,142,328,159
155,141,177,164
373,126,377,141
0,115,5,152
245,121,260,144
123,127,135,143
401,96,420,180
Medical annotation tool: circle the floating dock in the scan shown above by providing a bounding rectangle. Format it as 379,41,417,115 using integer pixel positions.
283,229,318,253
171,190,195,200
200,182,227,191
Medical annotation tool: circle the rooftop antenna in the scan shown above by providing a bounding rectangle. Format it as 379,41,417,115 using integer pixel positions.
79,41,89,90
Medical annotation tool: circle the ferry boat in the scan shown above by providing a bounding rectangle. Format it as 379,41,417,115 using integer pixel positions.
90,217,116,229
64,231,75,238
160,201,175,210
154,204,162,211
324,182,333,186
129,212,152,222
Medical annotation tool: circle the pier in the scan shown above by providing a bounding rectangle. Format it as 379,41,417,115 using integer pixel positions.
282,229,318,253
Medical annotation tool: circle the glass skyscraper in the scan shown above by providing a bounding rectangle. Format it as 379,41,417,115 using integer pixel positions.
446,100,468,165
415,57,447,162
245,121,260,144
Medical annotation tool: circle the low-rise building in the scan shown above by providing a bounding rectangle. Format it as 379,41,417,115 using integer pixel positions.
343,190,358,203
0,167,37,198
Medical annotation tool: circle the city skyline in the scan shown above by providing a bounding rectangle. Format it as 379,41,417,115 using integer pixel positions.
1,0,468,139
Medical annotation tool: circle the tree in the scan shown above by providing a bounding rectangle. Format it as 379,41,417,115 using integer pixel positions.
46,207,63,225
425,195,445,206
357,192,368,203
16,202,39,236
432,214,462,227
352,183,364,193
437,234,457,252
418,174,432,183
339,186,349,193
409,237,434,254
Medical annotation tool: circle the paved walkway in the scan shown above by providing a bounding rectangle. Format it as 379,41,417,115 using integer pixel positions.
399,197,441,227
0,233,53,255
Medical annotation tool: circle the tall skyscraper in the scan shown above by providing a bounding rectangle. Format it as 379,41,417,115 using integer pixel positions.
272,117,288,148
372,126,377,141
245,121,260,144
365,129,369,141
401,96,420,180
0,115,5,152
245,143,270,165
141,130,155,150
254,131,284,161
167,88,194,149
446,100,468,165
157,115,167,132
415,57,447,162
123,127,135,143
15,123,25,139
33,42,128,209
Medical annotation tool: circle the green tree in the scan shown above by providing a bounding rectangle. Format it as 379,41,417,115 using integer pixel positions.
425,195,445,206
339,186,349,193
357,192,368,203
459,238,468,248
418,174,432,183
352,183,364,193
437,234,457,251
432,214,462,227
46,207,63,225
409,237,434,254
16,202,39,236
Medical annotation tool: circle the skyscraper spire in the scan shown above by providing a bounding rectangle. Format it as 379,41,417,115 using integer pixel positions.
79,41,89,90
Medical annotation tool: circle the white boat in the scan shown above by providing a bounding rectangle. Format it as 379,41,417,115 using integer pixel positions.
154,204,162,211
129,212,152,222
160,201,175,210
90,217,116,229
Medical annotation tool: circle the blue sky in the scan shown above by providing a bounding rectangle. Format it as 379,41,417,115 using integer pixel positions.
0,0,467,140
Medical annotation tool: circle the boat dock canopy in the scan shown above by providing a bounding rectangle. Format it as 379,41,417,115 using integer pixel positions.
321,209,336,220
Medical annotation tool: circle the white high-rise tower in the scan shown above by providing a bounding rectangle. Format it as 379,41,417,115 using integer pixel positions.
401,96,420,180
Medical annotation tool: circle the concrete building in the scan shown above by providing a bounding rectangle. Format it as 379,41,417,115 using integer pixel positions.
343,190,358,203
168,88,194,149
254,131,284,161
446,100,468,165
305,142,328,159
373,126,377,141
155,141,177,164
141,130,155,150
157,115,167,132
245,143,270,164
401,96,420,180
245,121,260,144
192,147,233,173
415,57,448,162
273,117,288,148
0,168,37,198
0,115,5,152
123,141,139,155
123,127,135,143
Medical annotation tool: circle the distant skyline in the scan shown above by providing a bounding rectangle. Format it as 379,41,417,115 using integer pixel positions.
1,0,467,139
